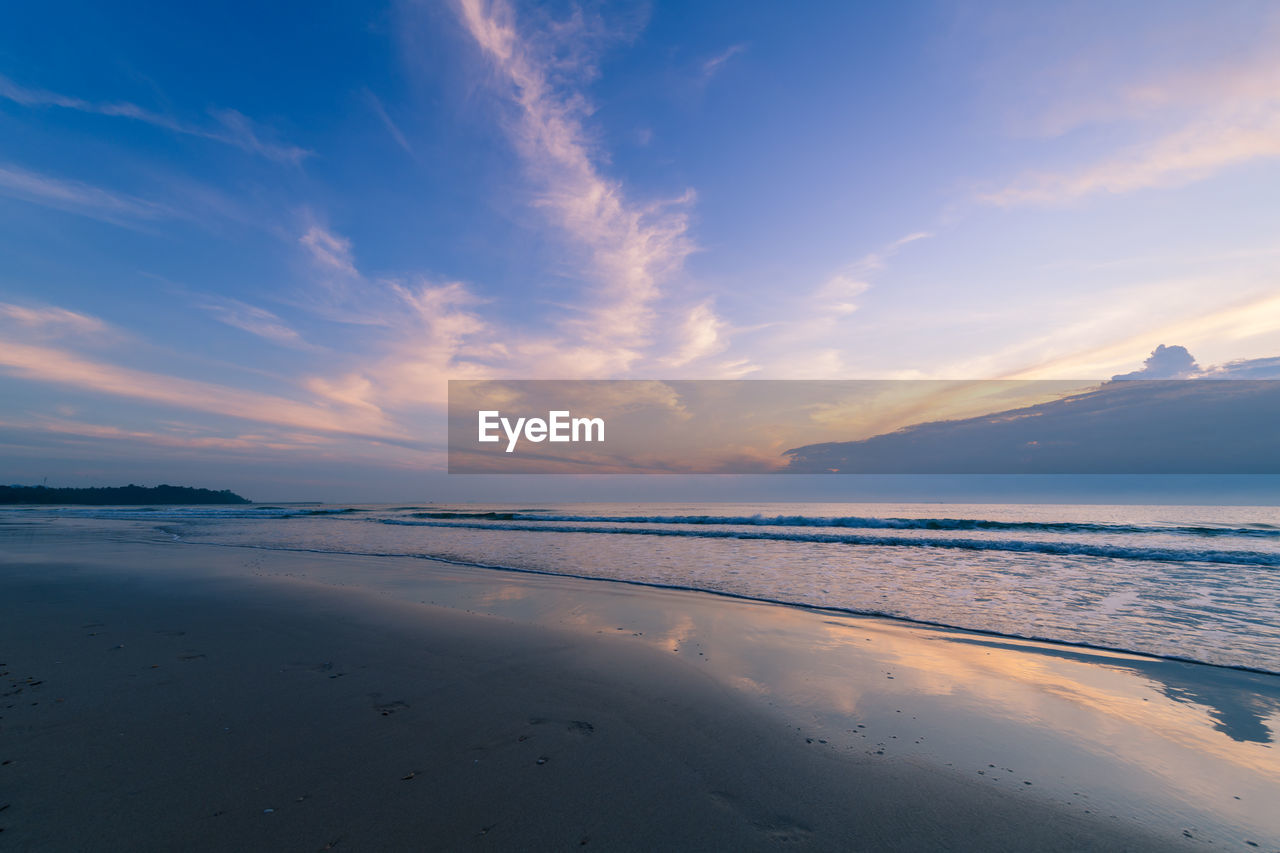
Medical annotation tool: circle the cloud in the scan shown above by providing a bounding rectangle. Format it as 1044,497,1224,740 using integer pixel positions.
984,50,1280,206
814,275,870,317
660,302,727,368
824,231,931,310
206,108,312,165
299,225,359,277
983,111,1280,205
1203,356,1280,380
392,280,489,349
1035,50,1280,137
0,414,449,471
0,163,170,222
0,302,109,336
810,231,931,311
454,0,703,371
303,373,385,414
785,379,1280,474
701,43,747,80
997,289,1280,380
0,416,339,453
286,214,737,412
363,89,414,155
297,233,501,406
0,75,311,164
1112,344,1200,380
268,6,745,404
198,297,314,349
0,339,402,439
286,215,503,409
857,231,932,273
369,277,565,406
741,231,931,378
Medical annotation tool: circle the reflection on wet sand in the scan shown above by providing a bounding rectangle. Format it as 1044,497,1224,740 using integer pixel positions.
317,557,1280,846
940,635,1280,745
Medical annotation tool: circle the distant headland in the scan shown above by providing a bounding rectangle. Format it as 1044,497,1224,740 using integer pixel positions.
0,484,252,505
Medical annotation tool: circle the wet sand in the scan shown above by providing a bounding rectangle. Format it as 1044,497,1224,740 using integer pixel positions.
1,519,1276,851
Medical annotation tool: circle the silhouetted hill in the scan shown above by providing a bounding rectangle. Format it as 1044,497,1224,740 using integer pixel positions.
0,484,251,505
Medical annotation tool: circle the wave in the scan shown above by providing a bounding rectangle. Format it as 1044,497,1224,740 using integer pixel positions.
414,511,526,520
384,518,1280,567
409,511,1280,539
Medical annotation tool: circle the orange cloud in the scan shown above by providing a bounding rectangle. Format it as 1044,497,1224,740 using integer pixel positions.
0,340,404,439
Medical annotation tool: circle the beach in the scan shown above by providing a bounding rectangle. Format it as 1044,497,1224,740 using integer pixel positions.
3,517,1277,850
6,1,1280,849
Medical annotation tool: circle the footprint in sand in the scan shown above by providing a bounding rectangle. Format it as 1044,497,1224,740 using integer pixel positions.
528,717,596,736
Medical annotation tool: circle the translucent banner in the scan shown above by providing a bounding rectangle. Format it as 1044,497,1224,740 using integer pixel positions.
447,379,1280,474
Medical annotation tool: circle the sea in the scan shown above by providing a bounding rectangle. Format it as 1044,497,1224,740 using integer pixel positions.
12,501,1280,675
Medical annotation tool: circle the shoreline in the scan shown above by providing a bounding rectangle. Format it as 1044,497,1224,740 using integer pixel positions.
179,534,1280,678
3,518,1278,849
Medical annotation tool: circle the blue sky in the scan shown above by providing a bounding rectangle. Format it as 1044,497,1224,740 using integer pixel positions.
1,1,1279,500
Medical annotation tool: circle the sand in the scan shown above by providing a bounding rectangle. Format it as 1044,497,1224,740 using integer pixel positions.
1,518,1276,851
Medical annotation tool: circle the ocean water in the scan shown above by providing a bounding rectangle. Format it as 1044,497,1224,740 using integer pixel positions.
11,501,1280,673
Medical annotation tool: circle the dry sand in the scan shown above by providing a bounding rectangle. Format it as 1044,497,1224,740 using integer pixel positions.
1,519,1274,851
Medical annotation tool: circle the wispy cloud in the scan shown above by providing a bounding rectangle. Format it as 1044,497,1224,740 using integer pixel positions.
849,231,932,276
0,163,170,222
0,339,402,438
701,43,747,80
813,231,932,319
293,226,498,405
813,275,870,318
454,0,703,372
267,4,751,402
363,89,413,155
984,51,1280,206
0,414,448,472
0,75,311,164
299,224,360,277
374,279,499,400
963,287,1280,380
206,108,312,165
303,373,386,414
0,302,109,336
0,416,337,453
733,231,934,379
659,302,727,368
198,297,314,350
983,111,1280,206
1035,51,1280,137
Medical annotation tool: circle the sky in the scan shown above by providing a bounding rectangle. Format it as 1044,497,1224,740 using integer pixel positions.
1,0,1279,501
